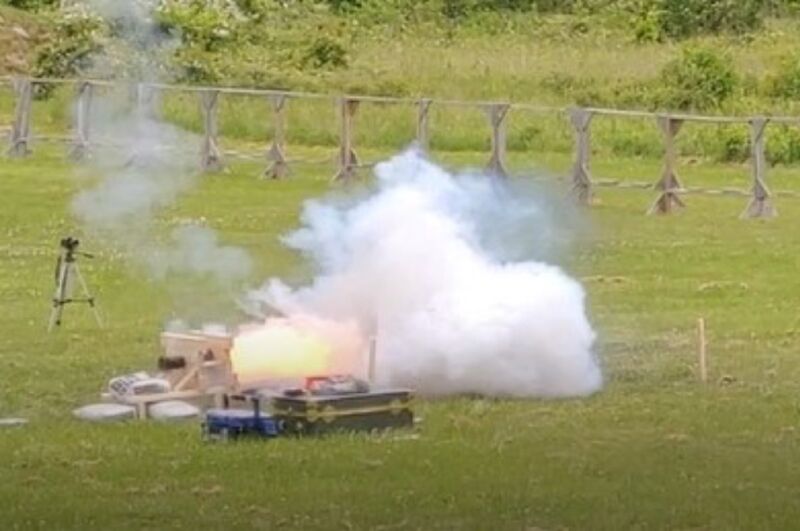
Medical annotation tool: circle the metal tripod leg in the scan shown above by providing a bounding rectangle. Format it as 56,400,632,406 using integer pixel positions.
47,259,103,331
72,263,103,327
48,260,70,332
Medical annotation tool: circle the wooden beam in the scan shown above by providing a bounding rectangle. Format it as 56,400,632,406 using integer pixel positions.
7,77,33,158
416,98,432,152
741,117,776,219
569,107,594,205
68,81,93,161
332,98,360,182
485,103,510,178
200,89,223,173
263,94,289,179
648,116,685,215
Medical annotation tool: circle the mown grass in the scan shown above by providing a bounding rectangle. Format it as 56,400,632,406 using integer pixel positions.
2,139,800,529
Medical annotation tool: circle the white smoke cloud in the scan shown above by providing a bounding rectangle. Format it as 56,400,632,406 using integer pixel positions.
69,0,253,311
249,149,602,398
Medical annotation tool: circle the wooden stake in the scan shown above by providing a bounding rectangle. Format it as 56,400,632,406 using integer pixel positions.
697,317,708,383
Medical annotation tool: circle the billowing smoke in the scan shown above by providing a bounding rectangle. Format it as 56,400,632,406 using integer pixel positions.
248,150,602,397
69,0,253,314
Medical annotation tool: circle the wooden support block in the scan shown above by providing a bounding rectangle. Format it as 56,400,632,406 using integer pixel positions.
7,77,33,158
68,81,93,161
416,98,432,152
200,89,223,173
569,107,594,205
648,115,685,215
741,117,776,219
332,98,360,182
263,94,289,179
485,103,510,178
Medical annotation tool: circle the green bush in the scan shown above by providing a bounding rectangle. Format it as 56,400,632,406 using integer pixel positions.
32,8,105,97
303,36,349,69
3,0,57,11
629,0,765,41
766,125,800,165
657,46,738,111
766,55,800,100
154,1,239,53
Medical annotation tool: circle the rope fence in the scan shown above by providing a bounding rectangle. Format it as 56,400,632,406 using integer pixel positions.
2,75,799,218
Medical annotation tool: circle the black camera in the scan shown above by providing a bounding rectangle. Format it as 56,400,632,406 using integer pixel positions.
60,237,80,252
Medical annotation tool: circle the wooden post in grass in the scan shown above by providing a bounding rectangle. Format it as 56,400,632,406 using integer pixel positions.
569,107,594,205
648,115,685,215
200,89,223,173
332,97,360,182
697,317,708,383
485,103,510,178
7,77,33,158
263,94,289,180
416,98,432,152
741,117,776,219
68,81,93,161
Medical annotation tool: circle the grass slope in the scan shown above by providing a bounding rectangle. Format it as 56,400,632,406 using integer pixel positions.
1,144,800,529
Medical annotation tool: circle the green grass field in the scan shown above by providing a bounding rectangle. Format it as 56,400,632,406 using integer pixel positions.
2,138,800,529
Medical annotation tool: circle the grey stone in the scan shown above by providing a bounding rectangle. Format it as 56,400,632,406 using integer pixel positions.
0,418,28,428
73,403,136,422
149,400,200,422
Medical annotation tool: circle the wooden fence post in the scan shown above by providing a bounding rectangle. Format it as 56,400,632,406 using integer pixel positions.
131,82,159,120
7,77,33,158
485,103,510,177
416,98,432,152
332,97,359,182
200,90,223,172
569,107,594,205
741,117,776,219
68,81,93,161
263,94,289,180
648,115,685,215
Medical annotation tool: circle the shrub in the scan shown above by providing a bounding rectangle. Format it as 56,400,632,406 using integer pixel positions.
629,0,766,41
154,1,238,53
3,0,57,11
303,36,348,69
657,46,738,111
766,55,800,100
32,7,105,97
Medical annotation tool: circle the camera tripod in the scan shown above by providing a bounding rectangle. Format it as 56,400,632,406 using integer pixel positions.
48,237,103,331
